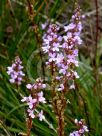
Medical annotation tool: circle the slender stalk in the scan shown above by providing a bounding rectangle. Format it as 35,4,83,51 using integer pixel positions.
93,0,99,94
51,62,66,136
51,66,66,136
7,0,18,28
25,2,47,135
78,92,90,133
75,83,90,133
57,93,66,136
27,0,45,78
26,117,32,136
57,113,64,136
53,95,66,136
27,0,34,15
94,0,99,62
94,0,99,75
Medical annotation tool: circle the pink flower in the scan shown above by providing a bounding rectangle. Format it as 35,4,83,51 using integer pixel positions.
22,78,46,119
38,110,45,121
21,95,37,109
69,131,80,136
73,71,79,79
41,22,48,29
63,32,72,41
56,53,64,64
26,78,46,90
83,125,89,132
69,119,89,136
26,84,32,89
49,53,56,62
38,91,46,103
64,23,76,31
7,56,25,85
21,97,27,102
59,65,68,75
42,45,50,53
69,83,75,89
27,96,37,109
57,84,64,91
27,109,35,118
42,84,46,89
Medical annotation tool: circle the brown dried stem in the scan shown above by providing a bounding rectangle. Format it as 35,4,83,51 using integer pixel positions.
51,64,66,136
27,0,45,78
25,1,46,135
26,117,32,136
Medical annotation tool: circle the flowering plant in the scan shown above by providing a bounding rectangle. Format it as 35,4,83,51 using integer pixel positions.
6,3,89,136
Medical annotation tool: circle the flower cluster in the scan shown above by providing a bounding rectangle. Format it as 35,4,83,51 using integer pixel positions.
21,78,46,121
42,5,82,90
26,78,46,90
60,5,82,89
42,24,62,65
7,56,25,85
69,119,89,136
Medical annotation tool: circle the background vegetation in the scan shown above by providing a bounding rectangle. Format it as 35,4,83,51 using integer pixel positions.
0,0,102,135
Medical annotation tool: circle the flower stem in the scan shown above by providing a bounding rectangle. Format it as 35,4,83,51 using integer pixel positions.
27,117,32,136
57,96,66,136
